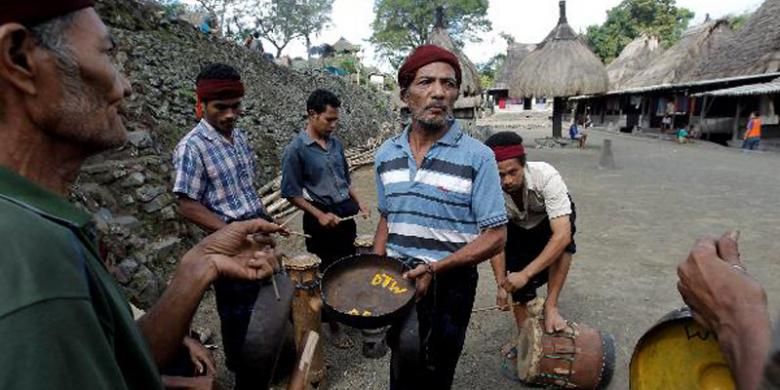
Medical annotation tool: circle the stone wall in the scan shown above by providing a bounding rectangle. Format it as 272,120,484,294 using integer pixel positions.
74,0,397,308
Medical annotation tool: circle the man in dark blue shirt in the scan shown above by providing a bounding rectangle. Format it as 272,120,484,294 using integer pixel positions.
281,89,369,345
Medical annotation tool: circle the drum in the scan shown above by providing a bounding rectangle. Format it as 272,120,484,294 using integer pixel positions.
354,235,375,255
285,254,326,387
321,254,415,329
630,307,735,390
516,312,615,389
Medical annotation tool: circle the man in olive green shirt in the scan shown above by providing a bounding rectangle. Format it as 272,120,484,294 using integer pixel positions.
0,2,285,389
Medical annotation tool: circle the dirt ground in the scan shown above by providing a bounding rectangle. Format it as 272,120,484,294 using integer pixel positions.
195,112,780,389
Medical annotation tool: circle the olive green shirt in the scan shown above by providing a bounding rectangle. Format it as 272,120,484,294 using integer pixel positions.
0,167,163,389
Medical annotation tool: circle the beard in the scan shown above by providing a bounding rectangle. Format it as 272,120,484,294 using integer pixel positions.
411,104,453,133
40,63,127,154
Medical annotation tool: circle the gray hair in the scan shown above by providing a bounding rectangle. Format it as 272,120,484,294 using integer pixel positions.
28,14,80,79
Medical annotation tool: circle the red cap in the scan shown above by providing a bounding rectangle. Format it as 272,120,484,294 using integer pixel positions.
397,44,462,90
0,0,95,26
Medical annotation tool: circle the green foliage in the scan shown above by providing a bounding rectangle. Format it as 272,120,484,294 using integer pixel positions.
585,0,695,64
477,53,505,89
727,12,751,31
369,0,491,67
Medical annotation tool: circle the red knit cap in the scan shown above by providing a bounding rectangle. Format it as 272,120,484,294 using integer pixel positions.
0,0,95,26
397,44,462,90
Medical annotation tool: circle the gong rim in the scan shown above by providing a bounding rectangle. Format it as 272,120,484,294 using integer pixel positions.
321,254,415,329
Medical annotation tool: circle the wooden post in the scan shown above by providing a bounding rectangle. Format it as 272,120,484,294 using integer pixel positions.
732,99,742,142
699,95,709,138
553,97,564,138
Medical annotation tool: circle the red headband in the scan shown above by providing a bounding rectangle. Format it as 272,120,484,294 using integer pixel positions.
491,145,525,162
0,0,94,26
195,79,245,118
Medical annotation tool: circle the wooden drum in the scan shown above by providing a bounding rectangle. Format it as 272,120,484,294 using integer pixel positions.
516,301,615,389
285,254,325,387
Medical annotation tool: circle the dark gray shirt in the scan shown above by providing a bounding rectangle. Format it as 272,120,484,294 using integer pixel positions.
281,130,351,206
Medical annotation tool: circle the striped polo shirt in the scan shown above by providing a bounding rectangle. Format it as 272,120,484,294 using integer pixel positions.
374,121,507,263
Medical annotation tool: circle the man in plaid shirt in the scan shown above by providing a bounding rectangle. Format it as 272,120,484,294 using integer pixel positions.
172,63,290,389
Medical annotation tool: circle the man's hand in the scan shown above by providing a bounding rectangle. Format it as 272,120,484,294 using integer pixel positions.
502,271,530,293
182,336,216,376
403,264,434,301
318,212,341,228
677,231,768,332
182,219,283,282
676,231,772,390
496,286,510,311
358,203,371,219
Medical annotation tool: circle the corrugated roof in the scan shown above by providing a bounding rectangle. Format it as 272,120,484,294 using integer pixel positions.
693,77,780,96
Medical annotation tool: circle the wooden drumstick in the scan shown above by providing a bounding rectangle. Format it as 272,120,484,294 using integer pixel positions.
472,302,522,313
288,230,312,239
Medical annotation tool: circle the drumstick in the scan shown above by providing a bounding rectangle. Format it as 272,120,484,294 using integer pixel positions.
472,302,522,313
339,214,365,223
288,230,312,239
271,274,280,301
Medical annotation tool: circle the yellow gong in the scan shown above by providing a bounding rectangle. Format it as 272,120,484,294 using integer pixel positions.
630,307,735,390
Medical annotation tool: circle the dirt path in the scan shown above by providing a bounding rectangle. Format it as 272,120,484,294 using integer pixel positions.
197,115,780,389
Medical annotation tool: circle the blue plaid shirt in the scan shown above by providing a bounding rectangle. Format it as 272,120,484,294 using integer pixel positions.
375,121,507,263
172,120,266,221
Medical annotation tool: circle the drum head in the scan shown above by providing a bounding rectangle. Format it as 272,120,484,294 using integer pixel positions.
630,308,735,390
321,254,415,329
285,254,321,271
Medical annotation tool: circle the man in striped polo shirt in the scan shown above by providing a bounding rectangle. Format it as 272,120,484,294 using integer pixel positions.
373,45,508,389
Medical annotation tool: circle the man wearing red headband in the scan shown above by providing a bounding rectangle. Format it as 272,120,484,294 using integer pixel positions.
0,2,283,389
173,63,293,389
373,45,507,388
484,132,577,368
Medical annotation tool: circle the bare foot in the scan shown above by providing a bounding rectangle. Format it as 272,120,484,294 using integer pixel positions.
543,305,567,334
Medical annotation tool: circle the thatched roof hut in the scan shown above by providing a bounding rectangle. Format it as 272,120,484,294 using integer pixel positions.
694,0,780,80
332,37,360,54
509,1,608,98
491,43,536,92
428,8,482,97
621,19,733,90
606,35,662,91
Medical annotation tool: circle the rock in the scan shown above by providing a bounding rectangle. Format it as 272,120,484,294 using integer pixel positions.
121,194,135,206
150,237,182,262
120,172,145,187
135,185,166,203
94,208,114,233
115,258,140,285
127,131,153,149
113,215,141,230
161,206,177,220
142,193,173,213
128,266,161,309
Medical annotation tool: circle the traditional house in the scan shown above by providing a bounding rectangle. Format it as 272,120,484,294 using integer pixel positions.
510,0,608,137
488,43,541,111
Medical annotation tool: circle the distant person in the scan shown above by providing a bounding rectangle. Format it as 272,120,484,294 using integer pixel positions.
662,100,675,136
569,118,588,149
677,231,777,390
250,32,264,52
676,127,689,144
743,111,762,151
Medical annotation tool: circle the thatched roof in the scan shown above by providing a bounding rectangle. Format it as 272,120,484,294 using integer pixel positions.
491,43,536,91
694,0,780,80
606,35,662,91
509,1,608,98
621,19,733,90
428,15,482,97
332,37,359,54
693,77,780,97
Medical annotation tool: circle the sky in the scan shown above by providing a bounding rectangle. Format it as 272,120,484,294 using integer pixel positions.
186,0,765,72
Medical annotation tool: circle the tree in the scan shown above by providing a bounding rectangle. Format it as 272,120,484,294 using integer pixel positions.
192,0,246,36
585,0,694,64
228,0,333,58
370,0,491,68
477,53,505,89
